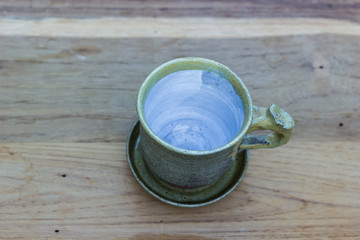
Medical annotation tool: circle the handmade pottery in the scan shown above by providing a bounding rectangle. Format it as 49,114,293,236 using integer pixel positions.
127,57,294,206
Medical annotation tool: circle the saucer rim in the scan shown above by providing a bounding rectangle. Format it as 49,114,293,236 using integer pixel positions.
126,120,249,207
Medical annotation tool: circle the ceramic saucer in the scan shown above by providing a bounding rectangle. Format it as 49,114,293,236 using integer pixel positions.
127,120,248,207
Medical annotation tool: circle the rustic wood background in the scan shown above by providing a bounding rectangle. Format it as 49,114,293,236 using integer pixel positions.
1,0,359,239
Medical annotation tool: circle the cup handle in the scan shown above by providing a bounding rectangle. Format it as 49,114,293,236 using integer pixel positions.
240,104,295,149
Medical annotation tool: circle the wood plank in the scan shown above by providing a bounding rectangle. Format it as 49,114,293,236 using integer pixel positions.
1,34,359,142
0,141,359,239
1,0,360,23
1,18,360,38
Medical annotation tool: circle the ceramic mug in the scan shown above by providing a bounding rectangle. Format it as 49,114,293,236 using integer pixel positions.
137,57,294,188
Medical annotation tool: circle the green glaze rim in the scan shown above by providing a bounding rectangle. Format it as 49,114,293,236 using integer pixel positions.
137,57,253,156
127,120,249,207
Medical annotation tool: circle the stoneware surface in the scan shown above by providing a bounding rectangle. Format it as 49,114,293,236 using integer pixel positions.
136,57,294,188
145,69,245,151
127,120,248,207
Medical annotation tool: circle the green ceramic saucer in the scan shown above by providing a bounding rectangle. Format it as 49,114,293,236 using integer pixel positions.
127,120,249,207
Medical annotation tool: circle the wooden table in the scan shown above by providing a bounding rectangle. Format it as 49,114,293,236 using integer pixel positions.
1,1,360,239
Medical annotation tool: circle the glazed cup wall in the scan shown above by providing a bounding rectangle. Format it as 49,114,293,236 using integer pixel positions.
137,58,253,187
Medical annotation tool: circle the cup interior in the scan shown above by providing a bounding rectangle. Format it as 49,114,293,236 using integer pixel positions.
144,69,245,151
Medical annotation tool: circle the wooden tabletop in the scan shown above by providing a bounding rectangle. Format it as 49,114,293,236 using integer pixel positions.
1,1,360,239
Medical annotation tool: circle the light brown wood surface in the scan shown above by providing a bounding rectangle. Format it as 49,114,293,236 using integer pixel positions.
1,1,360,239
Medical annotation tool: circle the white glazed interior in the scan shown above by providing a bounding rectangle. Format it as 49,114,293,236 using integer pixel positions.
144,70,245,151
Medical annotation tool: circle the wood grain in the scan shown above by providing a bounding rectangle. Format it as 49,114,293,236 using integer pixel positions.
1,34,359,142
1,0,360,23
0,141,359,239
1,1,360,239
1,18,360,38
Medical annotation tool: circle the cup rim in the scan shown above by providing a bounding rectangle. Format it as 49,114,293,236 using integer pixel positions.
137,57,253,156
